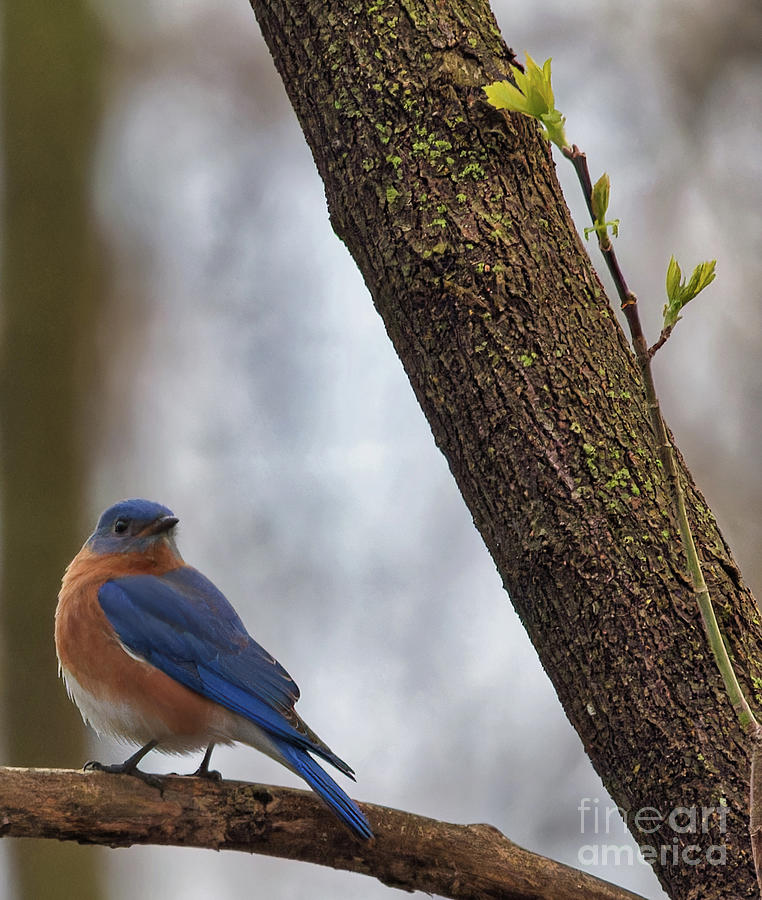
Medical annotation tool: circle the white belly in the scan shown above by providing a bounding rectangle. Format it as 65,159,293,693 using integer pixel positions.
59,664,212,754
59,663,285,762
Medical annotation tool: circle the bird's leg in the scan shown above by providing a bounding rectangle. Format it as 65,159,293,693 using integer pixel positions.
84,740,164,790
188,742,221,781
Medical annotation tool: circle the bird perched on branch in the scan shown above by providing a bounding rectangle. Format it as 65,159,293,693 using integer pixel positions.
55,498,372,840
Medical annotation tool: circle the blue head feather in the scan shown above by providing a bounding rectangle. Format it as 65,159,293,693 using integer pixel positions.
87,498,179,555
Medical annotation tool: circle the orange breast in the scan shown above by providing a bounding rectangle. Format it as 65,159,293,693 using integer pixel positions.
55,547,229,750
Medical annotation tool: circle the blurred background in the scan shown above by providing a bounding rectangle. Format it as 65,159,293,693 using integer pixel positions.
1,0,760,898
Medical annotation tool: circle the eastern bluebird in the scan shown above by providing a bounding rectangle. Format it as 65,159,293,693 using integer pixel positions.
55,498,373,840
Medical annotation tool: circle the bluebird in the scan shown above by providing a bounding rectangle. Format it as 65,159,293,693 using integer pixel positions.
55,498,373,840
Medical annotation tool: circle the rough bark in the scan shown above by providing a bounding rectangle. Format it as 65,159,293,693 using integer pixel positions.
246,1,762,897
0,767,647,900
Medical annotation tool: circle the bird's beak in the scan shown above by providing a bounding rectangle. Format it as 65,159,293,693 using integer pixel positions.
142,515,179,536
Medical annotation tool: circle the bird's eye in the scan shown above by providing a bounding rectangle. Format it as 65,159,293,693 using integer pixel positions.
113,518,129,534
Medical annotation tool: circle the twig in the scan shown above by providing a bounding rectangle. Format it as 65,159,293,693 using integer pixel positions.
562,144,758,734
648,326,673,358
749,727,762,886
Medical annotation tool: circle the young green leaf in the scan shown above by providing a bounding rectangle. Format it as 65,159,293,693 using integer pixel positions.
591,173,610,223
663,257,717,329
483,80,533,117
484,54,569,150
583,173,620,242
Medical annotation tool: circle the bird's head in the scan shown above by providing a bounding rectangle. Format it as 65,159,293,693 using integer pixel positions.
86,498,181,557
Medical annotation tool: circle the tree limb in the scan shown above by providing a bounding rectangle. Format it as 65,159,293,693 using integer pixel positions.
0,766,645,900
246,1,762,896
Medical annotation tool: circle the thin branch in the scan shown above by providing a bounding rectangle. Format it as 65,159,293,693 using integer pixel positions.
561,143,758,735
749,727,762,886
0,767,646,900
648,325,673,358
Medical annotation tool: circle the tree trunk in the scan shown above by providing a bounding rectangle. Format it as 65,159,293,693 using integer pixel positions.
0,1,106,897
248,1,761,896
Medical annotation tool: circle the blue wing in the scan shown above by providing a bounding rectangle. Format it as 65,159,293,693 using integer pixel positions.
99,568,373,839
98,568,349,773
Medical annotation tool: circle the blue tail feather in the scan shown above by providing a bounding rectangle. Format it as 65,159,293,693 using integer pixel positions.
275,740,373,840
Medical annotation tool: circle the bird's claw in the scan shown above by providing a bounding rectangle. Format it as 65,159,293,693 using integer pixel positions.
191,766,222,782
83,759,165,791
167,766,222,781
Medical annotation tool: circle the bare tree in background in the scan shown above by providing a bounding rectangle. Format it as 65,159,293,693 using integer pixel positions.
0,2,106,898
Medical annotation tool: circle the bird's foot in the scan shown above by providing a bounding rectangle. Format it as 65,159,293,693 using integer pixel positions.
184,743,221,780
189,763,222,782
84,759,165,792
167,763,222,781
